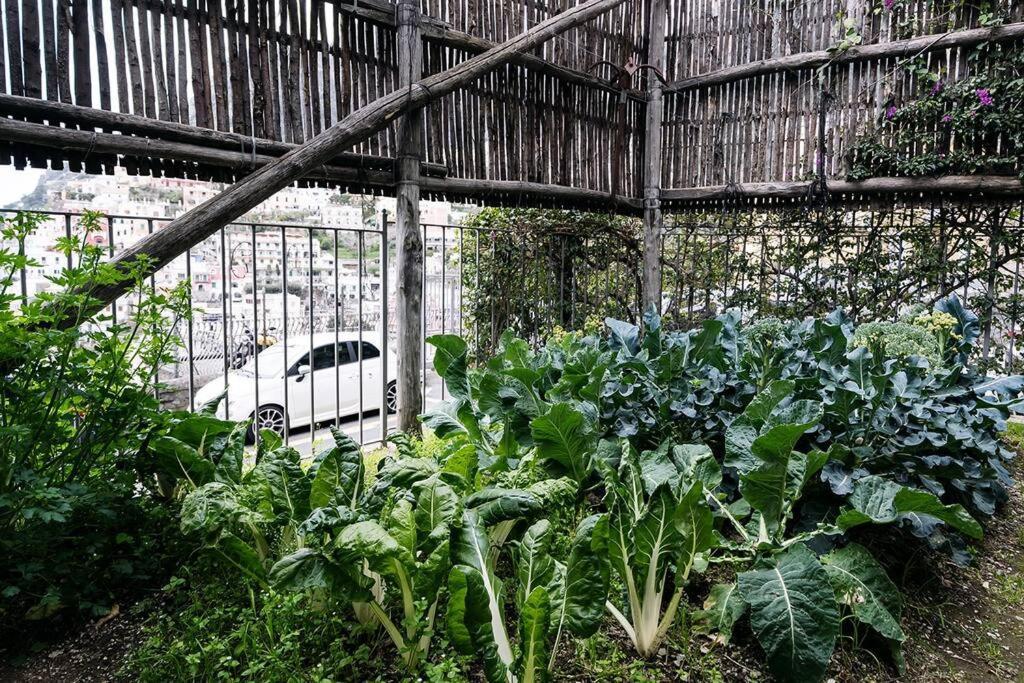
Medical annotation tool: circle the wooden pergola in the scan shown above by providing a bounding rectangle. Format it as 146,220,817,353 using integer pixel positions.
2,0,1022,430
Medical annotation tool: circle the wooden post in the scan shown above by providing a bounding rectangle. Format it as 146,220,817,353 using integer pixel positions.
51,0,628,322
641,0,666,314
395,0,423,433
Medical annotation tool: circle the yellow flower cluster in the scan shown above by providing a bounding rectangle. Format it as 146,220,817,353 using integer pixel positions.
912,310,962,340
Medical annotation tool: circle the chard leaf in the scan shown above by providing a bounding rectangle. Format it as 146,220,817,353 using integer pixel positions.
414,477,460,535
213,532,268,588
213,421,248,485
738,544,839,683
821,543,905,643
517,587,551,683
448,566,511,683
671,443,722,490
335,520,411,572
516,520,555,604
550,514,609,639
464,487,543,526
675,482,716,579
180,481,247,537
150,435,215,486
253,447,310,522
428,334,470,399
693,582,746,643
269,547,337,592
308,427,364,509
531,403,594,482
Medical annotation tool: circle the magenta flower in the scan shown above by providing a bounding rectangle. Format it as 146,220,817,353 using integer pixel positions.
930,80,944,95
883,0,895,9
976,88,994,106
941,114,952,123
885,105,897,120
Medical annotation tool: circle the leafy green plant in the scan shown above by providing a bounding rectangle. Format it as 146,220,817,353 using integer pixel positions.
599,439,717,657
447,511,610,682
0,211,190,640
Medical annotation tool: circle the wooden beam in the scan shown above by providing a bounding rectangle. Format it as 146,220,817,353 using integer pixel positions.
0,117,641,211
395,0,423,433
661,176,1024,202
58,0,629,319
667,21,1024,92
0,93,448,177
332,0,642,99
418,177,643,212
641,0,666,314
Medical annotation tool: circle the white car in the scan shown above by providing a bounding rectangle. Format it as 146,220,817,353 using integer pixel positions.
193,332,397,439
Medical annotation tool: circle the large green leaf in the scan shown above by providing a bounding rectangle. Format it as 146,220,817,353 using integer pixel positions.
447,565,511,683
838,476,983,539
213,532,268,588
517,587,552,683
821,543,905,643
516,520,556,605
670,443,722,490
414,476,459,536
464,487,543,527
253,446,311,522
428,334,470,399
150,435,215,486
675,482,716,578
449,511,515,680
531,403,594,482
335,520,411,571
213,421,248,485
630,487,680,588
269,547,340,592
180,481,247,536
550,514,609,639
308,427,364,509
693,582,746,643
738,544,839,683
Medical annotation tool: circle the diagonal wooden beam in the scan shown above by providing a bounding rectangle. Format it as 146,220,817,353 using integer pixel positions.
65,0,628,321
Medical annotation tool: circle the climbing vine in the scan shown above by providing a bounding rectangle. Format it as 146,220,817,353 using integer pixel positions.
847,9,1023,180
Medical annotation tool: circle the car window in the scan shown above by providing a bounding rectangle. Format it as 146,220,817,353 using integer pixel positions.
313,343,352,370
356,341,380,360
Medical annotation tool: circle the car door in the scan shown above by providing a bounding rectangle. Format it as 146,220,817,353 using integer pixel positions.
311,341,347,422
353,340,384,410
284,347,313,428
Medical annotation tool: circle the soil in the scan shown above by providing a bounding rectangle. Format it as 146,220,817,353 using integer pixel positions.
4,437,1023,683
0,604,146,683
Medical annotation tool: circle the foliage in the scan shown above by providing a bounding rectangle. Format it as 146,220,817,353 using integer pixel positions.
458,208,641,356
0,211,190,642
847,36,1024,180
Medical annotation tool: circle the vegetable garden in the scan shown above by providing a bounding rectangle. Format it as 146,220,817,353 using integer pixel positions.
2,0,1024,680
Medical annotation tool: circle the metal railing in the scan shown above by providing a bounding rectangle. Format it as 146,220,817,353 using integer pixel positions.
4,209,480,453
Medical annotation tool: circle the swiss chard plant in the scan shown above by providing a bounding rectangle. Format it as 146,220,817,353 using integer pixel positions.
447,511,610,682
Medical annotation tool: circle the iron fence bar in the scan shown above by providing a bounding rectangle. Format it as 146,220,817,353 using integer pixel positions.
358,229,365,445
281,226,290,444
380,210,389,440
308,229,315,444
219,228,230,417
252,224,260,447
186,247,195,413
334,229,341,431
107,215,116,323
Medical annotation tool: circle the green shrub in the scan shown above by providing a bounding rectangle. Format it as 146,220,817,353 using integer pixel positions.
0,211,190,646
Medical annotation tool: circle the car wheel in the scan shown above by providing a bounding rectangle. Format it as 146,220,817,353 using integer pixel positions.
248,404,286,443
386,380,397,414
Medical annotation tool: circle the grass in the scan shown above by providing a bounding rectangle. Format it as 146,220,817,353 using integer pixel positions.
1004,421,1024,452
